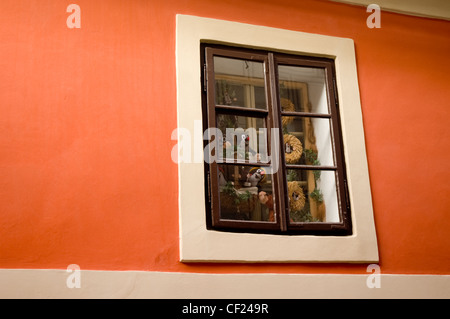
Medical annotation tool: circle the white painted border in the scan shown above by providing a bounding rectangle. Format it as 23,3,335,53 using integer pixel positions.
176,15,378,262
331,0,450,21
1,269,449,298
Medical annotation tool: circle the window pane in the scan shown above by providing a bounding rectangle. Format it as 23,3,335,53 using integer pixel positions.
218,164,275,222
214,56,267,109
278,65,328,114
286,169,340,223
217,114,268,163
282,117,334,166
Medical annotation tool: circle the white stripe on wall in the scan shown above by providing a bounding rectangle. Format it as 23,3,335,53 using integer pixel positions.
0,269,449,299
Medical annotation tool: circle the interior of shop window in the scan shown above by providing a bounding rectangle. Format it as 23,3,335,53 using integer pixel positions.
202,44,352,235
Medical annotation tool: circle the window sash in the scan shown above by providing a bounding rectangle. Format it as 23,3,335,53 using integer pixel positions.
203,45,352,235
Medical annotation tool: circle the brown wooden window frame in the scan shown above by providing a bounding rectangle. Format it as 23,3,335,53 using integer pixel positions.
201,44,352,236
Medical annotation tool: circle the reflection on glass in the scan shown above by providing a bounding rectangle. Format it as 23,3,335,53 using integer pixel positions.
282,117,334,166
218,164,275,222
278,65,328,114
217,114,268,163
286,169,340,223
214,56,267,109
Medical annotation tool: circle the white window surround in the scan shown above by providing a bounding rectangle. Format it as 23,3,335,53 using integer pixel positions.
175,14,378,262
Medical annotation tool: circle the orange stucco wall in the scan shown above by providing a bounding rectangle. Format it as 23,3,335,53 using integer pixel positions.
1,0,449,275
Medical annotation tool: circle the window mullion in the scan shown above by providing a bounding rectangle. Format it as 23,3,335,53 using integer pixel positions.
268,52,288,232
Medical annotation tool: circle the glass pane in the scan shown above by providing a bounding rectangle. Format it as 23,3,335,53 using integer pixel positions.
286,169,340,223
218,164,275,222
214,56,267,109
278,65,328,114
282,117,334,166
217,114,268,163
